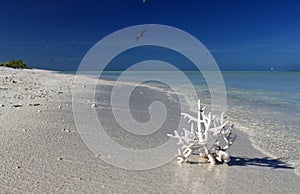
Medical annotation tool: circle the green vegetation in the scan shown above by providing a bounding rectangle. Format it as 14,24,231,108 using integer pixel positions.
0,60,32,69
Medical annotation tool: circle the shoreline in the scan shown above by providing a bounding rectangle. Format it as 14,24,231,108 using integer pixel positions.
58,69,300,177
0,67,299,192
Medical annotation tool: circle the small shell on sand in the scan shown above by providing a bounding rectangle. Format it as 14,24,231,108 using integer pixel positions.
91,103,98,108
62,128,70,132
22,128,27,132
37,110,41,113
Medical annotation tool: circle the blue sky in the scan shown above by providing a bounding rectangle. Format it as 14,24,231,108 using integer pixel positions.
0,0,299,70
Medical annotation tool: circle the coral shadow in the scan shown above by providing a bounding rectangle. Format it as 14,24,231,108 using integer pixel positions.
228,156,294,169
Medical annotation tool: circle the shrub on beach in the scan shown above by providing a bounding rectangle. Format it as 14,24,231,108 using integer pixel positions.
0,60,32,69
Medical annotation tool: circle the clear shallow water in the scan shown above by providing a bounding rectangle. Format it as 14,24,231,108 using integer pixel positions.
221,72,299,164
68,70,300,169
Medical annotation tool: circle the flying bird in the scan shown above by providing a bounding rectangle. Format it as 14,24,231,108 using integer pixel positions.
136,29,147,41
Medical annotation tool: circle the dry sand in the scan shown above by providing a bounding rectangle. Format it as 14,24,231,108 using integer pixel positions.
0,67,299,193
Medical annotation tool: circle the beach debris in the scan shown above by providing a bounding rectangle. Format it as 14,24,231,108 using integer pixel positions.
0,104,4,107
15,165,21,169
167,99,236,164
136,29,147,41
13,104,22,108
22,128,27,132
57,157,63,161
91,103,98,108
29,103,40,106
62,128,70,132
58,105,62,109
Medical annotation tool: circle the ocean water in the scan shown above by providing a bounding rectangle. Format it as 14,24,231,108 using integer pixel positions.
222,72,300,165
70,70,300,171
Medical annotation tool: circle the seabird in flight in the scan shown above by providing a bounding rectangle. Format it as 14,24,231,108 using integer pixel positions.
136,29,147,41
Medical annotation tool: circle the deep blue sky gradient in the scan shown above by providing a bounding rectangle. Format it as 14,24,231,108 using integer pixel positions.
0,0,299,70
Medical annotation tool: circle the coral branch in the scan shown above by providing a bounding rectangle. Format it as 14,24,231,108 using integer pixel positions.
180,113,197,123
168,99,236,164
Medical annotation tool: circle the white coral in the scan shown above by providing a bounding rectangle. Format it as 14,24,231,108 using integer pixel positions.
168,99,236,164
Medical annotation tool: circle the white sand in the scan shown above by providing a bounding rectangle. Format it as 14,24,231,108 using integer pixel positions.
0,67,299,193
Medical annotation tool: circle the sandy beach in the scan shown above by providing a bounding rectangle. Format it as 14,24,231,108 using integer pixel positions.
0,67,299,193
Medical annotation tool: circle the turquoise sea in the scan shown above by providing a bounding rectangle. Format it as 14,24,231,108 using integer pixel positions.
222,72,299,166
